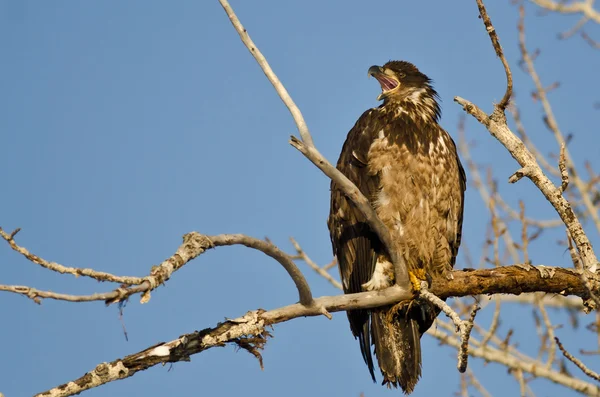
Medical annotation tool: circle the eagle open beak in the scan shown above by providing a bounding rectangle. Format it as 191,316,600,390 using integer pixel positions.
368,65,400,101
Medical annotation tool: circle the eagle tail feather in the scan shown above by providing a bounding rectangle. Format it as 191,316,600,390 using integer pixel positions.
371,307,422,394
348,310,377,382
360,318,377,382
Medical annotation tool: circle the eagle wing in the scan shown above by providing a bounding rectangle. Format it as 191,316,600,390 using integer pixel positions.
448,136,466,269
327,109,381,379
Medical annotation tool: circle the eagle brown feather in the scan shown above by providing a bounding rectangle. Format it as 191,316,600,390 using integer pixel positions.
328,61,466,393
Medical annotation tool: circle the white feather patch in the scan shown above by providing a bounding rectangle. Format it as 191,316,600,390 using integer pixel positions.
362,257,393,291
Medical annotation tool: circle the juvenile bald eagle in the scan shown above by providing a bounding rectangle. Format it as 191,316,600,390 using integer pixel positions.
328,61,466,393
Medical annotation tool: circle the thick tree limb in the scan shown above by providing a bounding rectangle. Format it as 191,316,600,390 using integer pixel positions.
432,265,597,300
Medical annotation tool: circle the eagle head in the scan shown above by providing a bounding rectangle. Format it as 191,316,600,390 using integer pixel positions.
368,60,440,121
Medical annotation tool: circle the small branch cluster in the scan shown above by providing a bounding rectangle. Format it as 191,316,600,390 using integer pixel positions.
456,1,599,275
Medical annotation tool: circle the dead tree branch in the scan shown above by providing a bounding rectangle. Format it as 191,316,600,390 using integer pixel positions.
1,231,314,306
217,0,409,289
0,227,144,285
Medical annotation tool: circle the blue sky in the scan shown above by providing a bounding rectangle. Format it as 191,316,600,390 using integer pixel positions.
1,1,599,396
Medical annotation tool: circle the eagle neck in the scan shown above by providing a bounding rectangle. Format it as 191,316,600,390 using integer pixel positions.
381,86,441,124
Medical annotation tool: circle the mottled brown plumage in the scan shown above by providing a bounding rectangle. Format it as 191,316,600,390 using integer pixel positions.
328,61,466,393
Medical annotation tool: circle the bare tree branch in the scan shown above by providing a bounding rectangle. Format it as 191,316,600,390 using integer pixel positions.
290,237,342,290
1,231,314,306
0,284,140,304
216,0,313,147
475,0,513,111
217,0,408,288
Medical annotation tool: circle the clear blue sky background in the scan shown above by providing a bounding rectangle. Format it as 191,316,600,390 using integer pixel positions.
1,1,599,396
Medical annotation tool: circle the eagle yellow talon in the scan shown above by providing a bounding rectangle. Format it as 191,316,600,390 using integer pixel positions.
408,269,427,293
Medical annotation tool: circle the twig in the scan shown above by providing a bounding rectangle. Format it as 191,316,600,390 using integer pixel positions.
289,137,407,287
467,368,494,397
290,238,342,290
323,257,337,271
535,295,557,368
0,227,144,285
581,30,600,49
559,142,569,193
475,0,513,111
0,284,137,304
520,201,530,264
555,336,600,381
481,300,501,348
558,16,590,39
217,0,313,147
513,368,527,397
